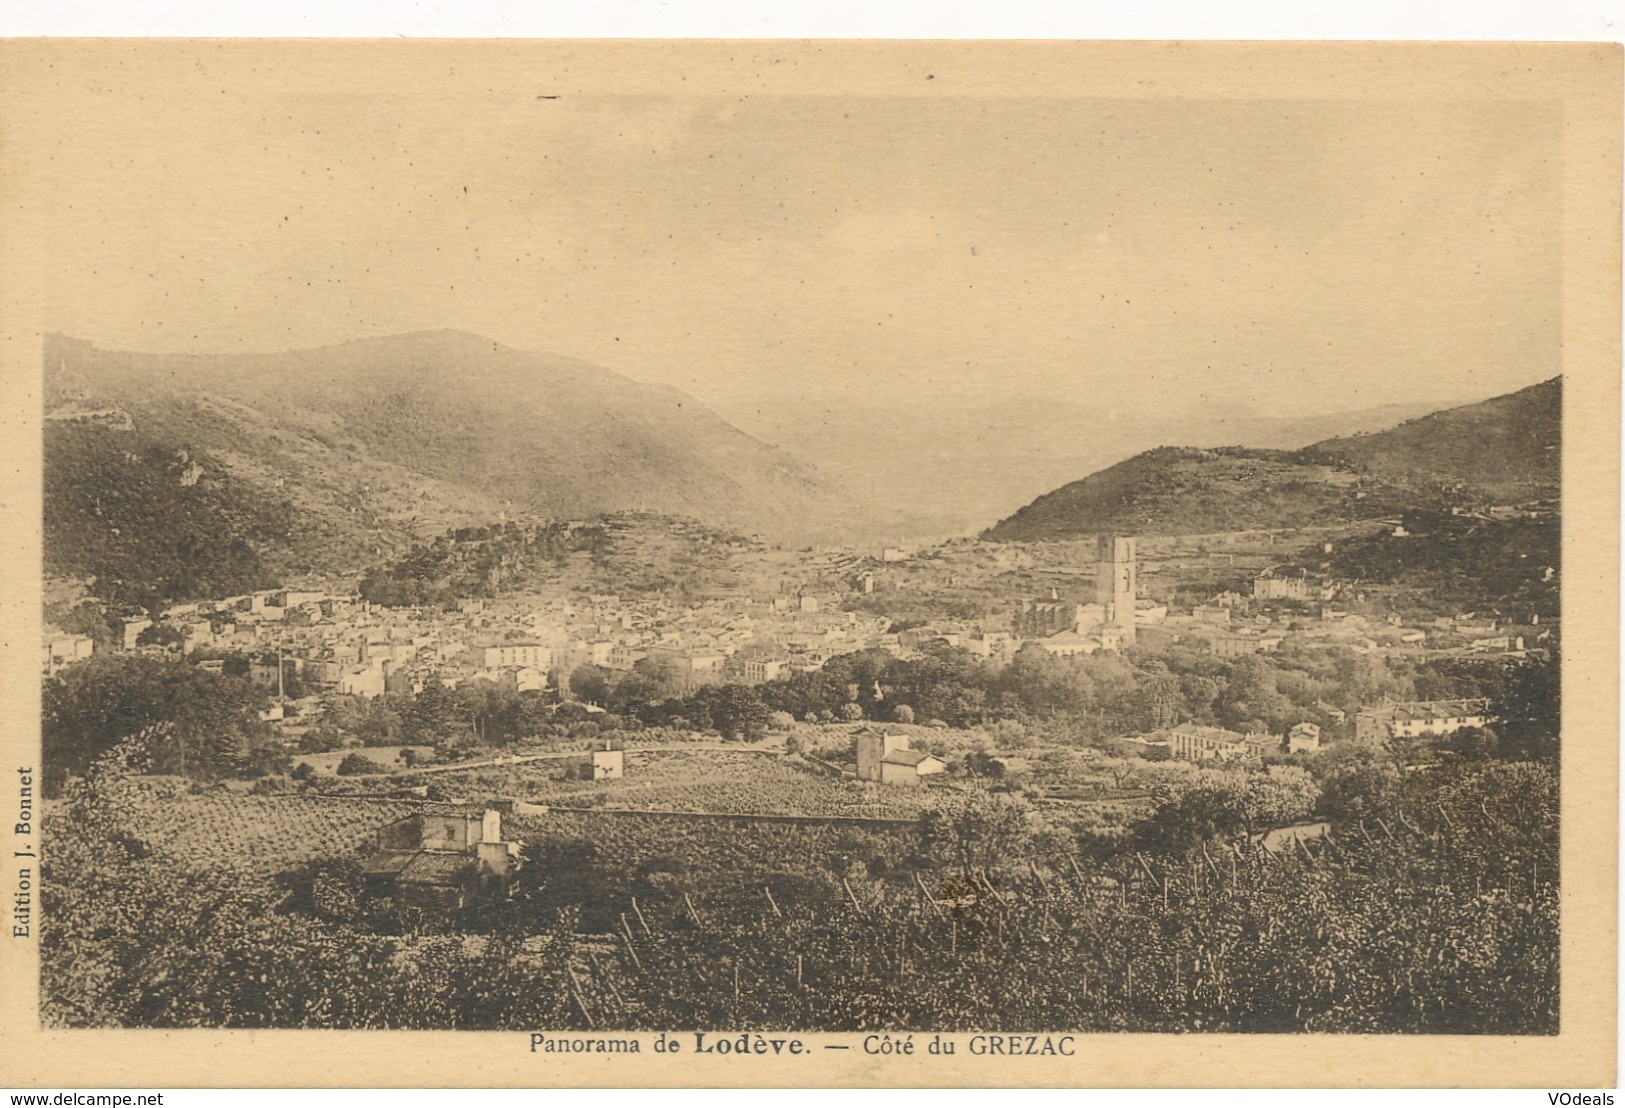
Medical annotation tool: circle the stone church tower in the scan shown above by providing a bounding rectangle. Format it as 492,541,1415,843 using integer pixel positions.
1094,534,1137,646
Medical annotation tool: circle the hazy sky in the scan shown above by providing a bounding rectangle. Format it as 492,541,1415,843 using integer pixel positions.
26,51,1563,440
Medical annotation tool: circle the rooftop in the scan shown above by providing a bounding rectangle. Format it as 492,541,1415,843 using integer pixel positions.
398,851,479,886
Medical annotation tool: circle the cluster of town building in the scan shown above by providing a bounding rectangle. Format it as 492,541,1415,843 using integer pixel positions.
1111,697,1496,764
41,578,900,702
852,541,1546,665
41,530,1540,759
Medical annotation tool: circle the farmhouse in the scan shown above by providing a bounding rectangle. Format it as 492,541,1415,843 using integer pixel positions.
1287,722,1323,754
1354,699,1492,743
361,805,520,909
1158,722,1254,762
853,729,946,787
877,747,947,786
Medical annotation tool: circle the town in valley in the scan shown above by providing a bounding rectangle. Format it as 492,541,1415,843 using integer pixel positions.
25,73,1569,1040
38,340,1561,1034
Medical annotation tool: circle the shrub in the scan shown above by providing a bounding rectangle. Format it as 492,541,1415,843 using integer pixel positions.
336,753,390,777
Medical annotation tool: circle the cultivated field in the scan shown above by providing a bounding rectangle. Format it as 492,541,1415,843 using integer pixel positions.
76,778,416,880
404,748,963,819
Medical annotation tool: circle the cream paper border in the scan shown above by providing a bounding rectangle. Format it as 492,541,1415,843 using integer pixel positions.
0,40,1616,1088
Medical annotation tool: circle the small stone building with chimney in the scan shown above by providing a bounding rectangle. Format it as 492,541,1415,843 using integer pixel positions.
854,728,946,787
361,805,520,909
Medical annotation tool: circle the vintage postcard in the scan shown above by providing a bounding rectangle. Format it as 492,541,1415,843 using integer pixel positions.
0,40,1617,1088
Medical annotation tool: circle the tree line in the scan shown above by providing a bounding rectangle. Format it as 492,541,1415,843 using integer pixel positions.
569,641,1556,756
39,638,1556,798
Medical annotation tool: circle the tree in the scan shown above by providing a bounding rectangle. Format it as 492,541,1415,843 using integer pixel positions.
630,655,688,700
1242,765,1320,828
1436,725,1499,760
1217,656,1293,732
568,665,611,706
135,623,184,651
1130,661,1185,730
1180,674,1225,724
310,860,365,922
1332,651,1410,714
336,753,389,776
892,703,916,724
962,749,1005,778
694,684,772,741
607,669,667,716
1313,743,1401,822
1135,780,1249,852
41,654,270,794
455,679,523,744
402,679,462,743
326,696,401,746
276,660,305,700
298,723,344,754
1493,651,1559,763
921,794,1032,873
1135,765,1319,852
836,702,864,723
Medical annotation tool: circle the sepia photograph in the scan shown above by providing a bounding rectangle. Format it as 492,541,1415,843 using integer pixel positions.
0,38,1617,1089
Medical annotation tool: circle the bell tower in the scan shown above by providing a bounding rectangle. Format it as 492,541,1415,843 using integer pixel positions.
1094,534,1137,646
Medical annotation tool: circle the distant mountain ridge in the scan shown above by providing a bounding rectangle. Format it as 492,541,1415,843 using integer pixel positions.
1299,377,1559,500
983,378,1560,541
43,332,881,605
732,388,1454,536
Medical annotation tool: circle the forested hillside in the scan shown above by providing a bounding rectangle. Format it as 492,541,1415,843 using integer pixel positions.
44,423,295,611
985,379,1560,541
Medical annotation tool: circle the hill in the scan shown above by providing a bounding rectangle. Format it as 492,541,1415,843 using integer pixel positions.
1299,377,1560,502
983,378,1560,541
44,333,878,606
44,421,298,612
1323,510,1559,619
355,512,767,609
